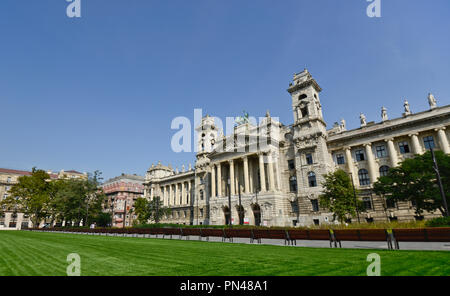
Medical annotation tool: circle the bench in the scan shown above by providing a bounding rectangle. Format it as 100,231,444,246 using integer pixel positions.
252,229,289,245
200,228,225,241
333,229,392,249
223,228,254,243
287,229,333,246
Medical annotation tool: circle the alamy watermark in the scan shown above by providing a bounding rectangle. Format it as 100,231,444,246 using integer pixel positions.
66,253,81,276
66,0,81,18
366,253,381,276
170,109,280,161
367,0,381,18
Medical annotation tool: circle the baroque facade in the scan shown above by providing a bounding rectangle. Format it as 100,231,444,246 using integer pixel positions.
144,70,450,227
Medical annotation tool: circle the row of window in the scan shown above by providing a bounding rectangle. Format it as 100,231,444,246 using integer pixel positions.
335,136,436,165
289,172,317,192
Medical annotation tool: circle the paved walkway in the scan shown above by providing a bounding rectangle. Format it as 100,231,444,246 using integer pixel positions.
50,231,450,251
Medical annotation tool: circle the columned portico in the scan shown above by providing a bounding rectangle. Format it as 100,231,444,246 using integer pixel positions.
344,147,356,184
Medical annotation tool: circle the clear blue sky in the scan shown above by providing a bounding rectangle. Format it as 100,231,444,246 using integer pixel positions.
1,0,449,181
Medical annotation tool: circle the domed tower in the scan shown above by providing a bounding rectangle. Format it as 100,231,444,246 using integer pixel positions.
287,69,333,221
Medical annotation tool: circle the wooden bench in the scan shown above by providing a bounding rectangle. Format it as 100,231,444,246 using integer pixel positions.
223,228,254,243
200,228,225,241
333,229,392,249
252,229,289,245
287,229,333,246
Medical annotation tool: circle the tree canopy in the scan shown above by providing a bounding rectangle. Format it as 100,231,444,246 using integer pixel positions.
319,169,361,223
374,150,449,216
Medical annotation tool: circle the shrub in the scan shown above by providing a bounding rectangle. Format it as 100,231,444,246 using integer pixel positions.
425,216,450,227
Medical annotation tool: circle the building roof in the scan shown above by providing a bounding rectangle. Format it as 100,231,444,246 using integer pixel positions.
0,168,32,176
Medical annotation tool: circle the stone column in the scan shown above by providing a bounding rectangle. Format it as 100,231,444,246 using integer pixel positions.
410,133,422,154
181,182,186,205
248,159,253,193
267,152,275,191
385,138,399,167
258,153,266,192
344,147,356,184
436,128,450,154
17,213,24,230
211,165,216,198
217,162,222,197
188,181,192,205
364,143,378,183
229,159,235,196
243,156,250,194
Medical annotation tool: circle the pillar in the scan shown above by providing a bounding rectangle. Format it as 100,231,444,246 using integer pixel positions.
267,152,275,191
344,147,356,184
410,133,422,154
217,162,222,197
436,128,450,154
243,156,250,194
364,143,378,183
229,159,235,195
211,165,216,198
258,153,266,192
385,138,399,167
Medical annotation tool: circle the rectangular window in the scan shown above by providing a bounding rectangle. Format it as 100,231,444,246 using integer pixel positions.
423,136,435,150
336,154,345,165
355,150,365,161
287,159,295,170
386,198,396,209
398,141,410,154
305,153,313,165
311,199,319,212
375,145,387,158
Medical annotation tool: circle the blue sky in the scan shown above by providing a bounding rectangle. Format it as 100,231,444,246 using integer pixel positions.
1,0,449,181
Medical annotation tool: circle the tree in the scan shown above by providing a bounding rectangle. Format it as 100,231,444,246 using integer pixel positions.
374,151,449,216
133,197,151,225
319,169,361,223
149,196,171,223
1,168,52,227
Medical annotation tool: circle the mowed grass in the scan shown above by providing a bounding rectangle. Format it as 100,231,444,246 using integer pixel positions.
0,231,449,276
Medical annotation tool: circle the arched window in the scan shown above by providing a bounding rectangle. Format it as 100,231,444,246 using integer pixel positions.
289,176,297,192
358,169,370,186
308,172,317,187
379,165,390,177
299,94,307,100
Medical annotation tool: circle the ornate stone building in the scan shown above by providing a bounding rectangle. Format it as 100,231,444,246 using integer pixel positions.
144,70,449,227
102,174,145,227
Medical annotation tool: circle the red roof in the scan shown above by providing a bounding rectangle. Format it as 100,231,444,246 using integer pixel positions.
0,168,32,176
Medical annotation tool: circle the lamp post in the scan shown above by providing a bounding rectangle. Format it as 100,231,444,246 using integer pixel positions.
349,172,361,223
430,148,449,217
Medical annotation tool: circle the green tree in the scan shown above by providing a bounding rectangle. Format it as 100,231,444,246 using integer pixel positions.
149,196,171,223
319,169,361,223
134,197,151,225
1,168,52,227
374,151,449,216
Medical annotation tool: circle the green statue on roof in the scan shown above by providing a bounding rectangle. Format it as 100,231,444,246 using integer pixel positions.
235,110,250,125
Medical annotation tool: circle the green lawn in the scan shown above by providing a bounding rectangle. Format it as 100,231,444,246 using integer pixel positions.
0,231,449,276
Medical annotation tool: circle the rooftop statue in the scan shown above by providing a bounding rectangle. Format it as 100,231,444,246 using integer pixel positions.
360,113,367,127
235,110,250,126
428,93,437,109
